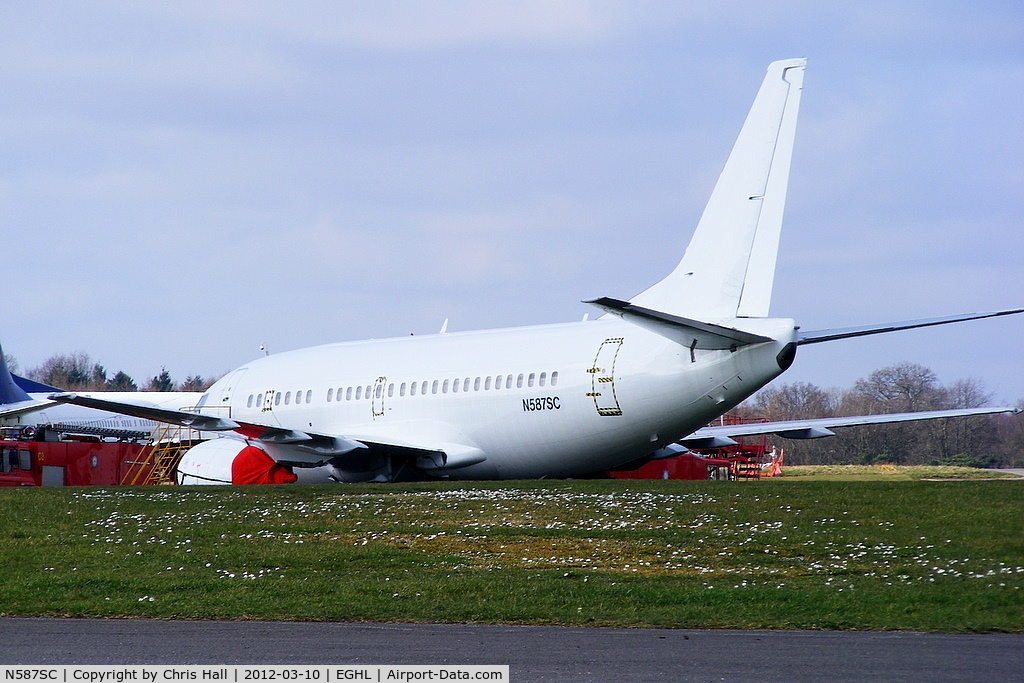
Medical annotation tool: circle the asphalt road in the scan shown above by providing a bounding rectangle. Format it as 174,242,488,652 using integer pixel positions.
1,618,1021,682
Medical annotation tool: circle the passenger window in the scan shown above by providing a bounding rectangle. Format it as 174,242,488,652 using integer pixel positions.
539,372,547,387
400,382,406,397
346,387,353,400
474,377,481,391
326,388,333,402
275,392,282,406
388,383,395,398
528,372,535,387
410,382,417,396
247,394,254,408
256,393,263,407
442,379,449,394
355,386,362,400
484,377,492,391
285,391,292,405
306,390,313,403
375,384,383,399
506,375,513,389
551,371,558,386
463,378,470,392
516,374,523,388
452,378,459,393
431,380,439,394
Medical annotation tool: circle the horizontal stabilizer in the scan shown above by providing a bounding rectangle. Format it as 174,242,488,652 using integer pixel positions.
688,406,1019,442
586,297,773,350
0,399,60,420
797,309,1024,345
13,374,62,394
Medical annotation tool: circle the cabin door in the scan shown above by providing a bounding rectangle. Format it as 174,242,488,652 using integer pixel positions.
371,376,387,419
589,338,623,416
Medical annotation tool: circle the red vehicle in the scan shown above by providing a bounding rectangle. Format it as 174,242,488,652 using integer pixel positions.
0,431,152,486
609,415,771,480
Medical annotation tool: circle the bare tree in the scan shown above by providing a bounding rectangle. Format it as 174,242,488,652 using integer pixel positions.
926,377,997,464
849,362,942,412
744,363,1010,466
28,352,107,391
756,381,838,420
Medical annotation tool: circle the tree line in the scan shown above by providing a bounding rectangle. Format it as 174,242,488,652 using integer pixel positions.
7,352,219,393
736,361,1024,469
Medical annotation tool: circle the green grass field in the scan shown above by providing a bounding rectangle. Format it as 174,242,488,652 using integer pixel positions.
1,470,1021,631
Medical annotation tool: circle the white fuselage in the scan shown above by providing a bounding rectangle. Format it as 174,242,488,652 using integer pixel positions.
199,317,797,479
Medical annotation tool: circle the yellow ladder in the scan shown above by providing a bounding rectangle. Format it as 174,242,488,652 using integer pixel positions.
120,422,199,485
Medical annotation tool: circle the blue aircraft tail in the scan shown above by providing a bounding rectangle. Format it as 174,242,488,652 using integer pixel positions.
13,374,61,394
0,343,32,404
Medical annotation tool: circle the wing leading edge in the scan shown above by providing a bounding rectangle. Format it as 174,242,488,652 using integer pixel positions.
50,392,239,431
797,309,1024,345
684,406,1020,447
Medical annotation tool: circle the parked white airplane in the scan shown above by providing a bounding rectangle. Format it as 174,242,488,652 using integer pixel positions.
52,59,1021,484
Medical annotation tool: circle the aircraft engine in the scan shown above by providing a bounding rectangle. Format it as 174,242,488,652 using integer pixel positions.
174,438,386,485
175,438,299,485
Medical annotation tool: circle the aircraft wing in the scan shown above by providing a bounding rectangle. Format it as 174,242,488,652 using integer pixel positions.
50,392,240,431
683,406,1019,446
48,392,480,470
797,309,1024,345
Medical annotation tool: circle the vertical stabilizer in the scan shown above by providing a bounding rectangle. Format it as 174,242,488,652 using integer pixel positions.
0,342,32,405
629,58,805,321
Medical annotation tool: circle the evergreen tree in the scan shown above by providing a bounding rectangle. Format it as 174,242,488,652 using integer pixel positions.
106,371,138,391
147,367,174,392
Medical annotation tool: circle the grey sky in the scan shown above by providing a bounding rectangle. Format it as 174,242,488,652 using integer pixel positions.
2,2,1021,401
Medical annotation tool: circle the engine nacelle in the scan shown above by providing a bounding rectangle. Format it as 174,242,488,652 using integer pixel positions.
175,438,377,485
176,438,301,485
175,438,239,485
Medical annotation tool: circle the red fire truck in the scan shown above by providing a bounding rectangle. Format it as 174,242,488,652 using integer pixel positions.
0,428,152,486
